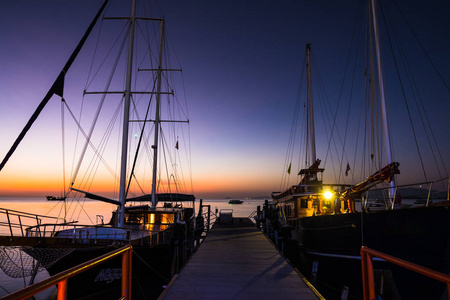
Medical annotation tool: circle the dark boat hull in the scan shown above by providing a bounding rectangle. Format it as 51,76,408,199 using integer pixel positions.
228,200,243,204
41,243,183,300
282,205,450,299
23,221,196,299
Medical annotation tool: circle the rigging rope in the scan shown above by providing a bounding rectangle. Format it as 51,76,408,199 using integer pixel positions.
391,0,450,95
0,0,109,172
70,31,129,190
389,0,449,184
280,55,306,190
126,82,157,197
323,0,364,184
379,0,427,182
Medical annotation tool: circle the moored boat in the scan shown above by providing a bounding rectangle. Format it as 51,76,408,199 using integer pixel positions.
0,1,205,298
266,1,450,299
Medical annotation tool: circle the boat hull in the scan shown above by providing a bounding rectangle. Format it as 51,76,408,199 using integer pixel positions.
21,222,196,299
33,243,185,299
278,204,450,299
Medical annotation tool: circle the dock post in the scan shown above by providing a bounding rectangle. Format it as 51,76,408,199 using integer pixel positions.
184,222,188,263
57,279,68,299
311,260,318,285
121,247,132,300
262,201,268,234
207,205,211,233
341,286,349,300
175,246,180,274
256,205,261,230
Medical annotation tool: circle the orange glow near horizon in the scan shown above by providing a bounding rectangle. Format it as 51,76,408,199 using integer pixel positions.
1,173,277,199
0,174,118,198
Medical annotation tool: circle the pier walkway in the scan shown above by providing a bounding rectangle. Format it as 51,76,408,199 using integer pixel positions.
159,217,322,300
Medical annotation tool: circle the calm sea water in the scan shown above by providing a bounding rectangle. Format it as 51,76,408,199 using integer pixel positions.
0,197,266,298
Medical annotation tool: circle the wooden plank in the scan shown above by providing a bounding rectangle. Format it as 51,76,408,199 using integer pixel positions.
159,218,323,300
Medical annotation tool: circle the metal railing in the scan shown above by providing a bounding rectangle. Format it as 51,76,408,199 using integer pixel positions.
199,205,216,232
0,207,174,247
0,208,63,237
361,246,450,300
0,245,133,300
134,229,172,246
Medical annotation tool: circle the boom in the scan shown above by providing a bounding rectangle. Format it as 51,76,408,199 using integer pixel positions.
340,162,400,212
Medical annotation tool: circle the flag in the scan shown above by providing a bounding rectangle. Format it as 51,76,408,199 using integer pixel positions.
345,162,350,176
175,140,179,150
287,163,291,174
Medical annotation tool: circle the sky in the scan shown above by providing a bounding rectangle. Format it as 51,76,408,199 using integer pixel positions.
1,0,450,199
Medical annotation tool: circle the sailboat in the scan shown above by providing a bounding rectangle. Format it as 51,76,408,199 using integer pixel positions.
270,1,450,299
0,0,203,299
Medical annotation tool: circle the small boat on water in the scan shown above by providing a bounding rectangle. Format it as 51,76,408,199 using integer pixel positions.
45,195,66,201
228,199,243,204
266,1,450,299
0,0,206,298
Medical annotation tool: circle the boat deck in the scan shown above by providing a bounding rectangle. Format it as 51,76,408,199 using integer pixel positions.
159,217,322,300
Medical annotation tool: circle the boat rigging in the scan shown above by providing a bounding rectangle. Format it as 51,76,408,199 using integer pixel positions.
0,1,204,298
269,0,450,299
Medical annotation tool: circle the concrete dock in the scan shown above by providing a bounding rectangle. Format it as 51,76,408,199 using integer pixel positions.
159,217,323,300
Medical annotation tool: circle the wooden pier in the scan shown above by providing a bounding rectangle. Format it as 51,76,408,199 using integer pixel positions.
159,217,323,300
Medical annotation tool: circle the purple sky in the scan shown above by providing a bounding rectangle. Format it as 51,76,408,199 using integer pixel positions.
1,0,450,199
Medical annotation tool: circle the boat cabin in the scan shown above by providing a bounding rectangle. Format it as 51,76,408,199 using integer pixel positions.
273,166,350,220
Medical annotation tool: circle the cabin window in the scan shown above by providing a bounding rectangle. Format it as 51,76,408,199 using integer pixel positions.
125,213,143,224
125,212,177,225
160,213,175,224
145,213,176,224
147,213,156,224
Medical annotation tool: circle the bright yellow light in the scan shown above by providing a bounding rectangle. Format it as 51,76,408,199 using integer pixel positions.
323,190,334,200
149,213,155,224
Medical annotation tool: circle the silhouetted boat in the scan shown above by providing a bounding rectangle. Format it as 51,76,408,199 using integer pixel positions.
0,1,204,298
268,2,450,299
45,196,66,201
228,199,243,204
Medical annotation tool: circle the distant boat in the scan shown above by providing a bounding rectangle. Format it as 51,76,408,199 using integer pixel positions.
45,196,66,201
228,199,243,204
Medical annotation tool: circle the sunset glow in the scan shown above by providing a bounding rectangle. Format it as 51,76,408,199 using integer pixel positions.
1,1,450,200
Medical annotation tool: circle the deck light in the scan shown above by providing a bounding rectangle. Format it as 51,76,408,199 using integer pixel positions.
323,190,334,200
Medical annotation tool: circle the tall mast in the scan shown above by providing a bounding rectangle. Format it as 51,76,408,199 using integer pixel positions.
151,20,165,209
306,43,316,167
118,0,136,227
369,0,395,198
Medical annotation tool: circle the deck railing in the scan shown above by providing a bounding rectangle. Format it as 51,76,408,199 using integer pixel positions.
0,208,62,237
0,245,133,300
0,207,173,246
361,246,450,300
